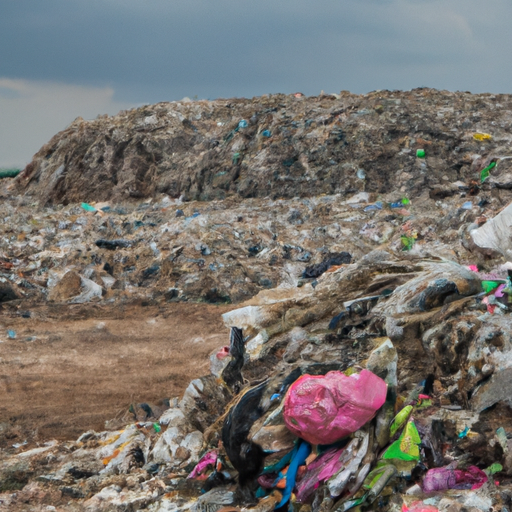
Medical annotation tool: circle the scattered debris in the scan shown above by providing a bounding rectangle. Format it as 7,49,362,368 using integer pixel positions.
3,88,512,510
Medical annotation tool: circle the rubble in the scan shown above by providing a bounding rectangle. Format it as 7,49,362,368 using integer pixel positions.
4,88,512,510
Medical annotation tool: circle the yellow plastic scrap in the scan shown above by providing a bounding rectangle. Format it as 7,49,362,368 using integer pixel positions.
102,440,131,465
473,133,492,141
99,432,122,446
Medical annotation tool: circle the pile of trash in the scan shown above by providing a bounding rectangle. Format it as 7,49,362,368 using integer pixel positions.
15,88,512,206
1,168,512,307
2,88,512,307
4,89,512,510
3,244,512,510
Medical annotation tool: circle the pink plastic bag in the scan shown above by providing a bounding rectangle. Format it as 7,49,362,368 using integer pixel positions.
187,450,218,479
216,346,230,359
283,370,387,445
423,465,487,492
403,502,439,512
295,446,345,502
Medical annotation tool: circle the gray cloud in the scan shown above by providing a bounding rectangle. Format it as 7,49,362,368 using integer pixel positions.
1,0,511,166
0,79,132,168
2,0,511,99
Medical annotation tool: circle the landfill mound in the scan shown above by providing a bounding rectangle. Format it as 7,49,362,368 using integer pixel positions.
2,90,512,511
15,88,512,205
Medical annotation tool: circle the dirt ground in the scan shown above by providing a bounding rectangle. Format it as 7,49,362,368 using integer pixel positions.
0,301,232,447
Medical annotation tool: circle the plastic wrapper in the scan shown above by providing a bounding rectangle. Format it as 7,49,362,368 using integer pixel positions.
188,450,218,479
423,465,488,492
383,420,421,462
295,446,345,501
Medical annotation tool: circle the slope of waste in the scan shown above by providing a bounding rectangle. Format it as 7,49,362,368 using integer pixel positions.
2,166,512,307
2,89,512,511
3,249,512,511
15,88,512,205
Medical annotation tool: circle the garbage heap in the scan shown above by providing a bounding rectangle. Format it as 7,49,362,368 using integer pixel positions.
1,164,512,308
3,88,512,511
4,87,512,307
14,88,512,207
4,235,512,510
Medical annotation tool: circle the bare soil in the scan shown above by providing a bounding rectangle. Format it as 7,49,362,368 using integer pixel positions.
0,301,232,446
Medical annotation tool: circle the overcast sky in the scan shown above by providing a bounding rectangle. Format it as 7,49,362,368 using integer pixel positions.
1,0,511,168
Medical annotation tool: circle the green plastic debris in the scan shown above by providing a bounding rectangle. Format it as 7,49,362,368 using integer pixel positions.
401,197,410,205
417,398,432,408
81,202,97,212
480,161,497,183
389,405,413,437
489,464,504,477
416,149,425,158
223,126,239,143
401,236,415,251
481,280,502,293
337,495,367,511
0,169,21,179
153,422,161,433
382,420,421,461
485,463,503,476
364,463,398,503
232,152,241,164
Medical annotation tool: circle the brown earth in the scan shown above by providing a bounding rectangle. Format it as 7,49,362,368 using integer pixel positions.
0,301,232,447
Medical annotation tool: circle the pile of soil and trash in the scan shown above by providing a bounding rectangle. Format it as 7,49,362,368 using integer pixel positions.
2,88,512,511
15,88,512,205
4,88,512,307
